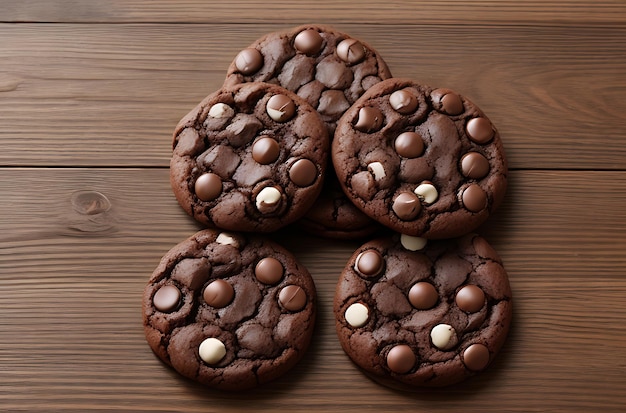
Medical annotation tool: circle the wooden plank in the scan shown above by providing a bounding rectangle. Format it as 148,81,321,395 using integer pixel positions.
0,168,625,411
1,23,625,169
0,0,625,25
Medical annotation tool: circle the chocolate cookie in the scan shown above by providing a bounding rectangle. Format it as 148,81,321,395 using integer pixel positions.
224,24,392,135
224,24,391,238
143,229,317,390
170,82,329,232
332,78,507,239
334,233,512,388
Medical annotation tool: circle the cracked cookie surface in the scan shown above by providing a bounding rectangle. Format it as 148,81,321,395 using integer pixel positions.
333,233,512,388
143,229,317,390
332,78,507,239
170,82,328,232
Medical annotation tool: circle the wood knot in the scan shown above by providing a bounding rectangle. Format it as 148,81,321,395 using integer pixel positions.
65,190,116,235
71,190,111,215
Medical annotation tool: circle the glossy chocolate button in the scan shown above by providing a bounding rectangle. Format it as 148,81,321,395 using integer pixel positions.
408,282,438,310
289,158,317,187
440,92,464,115
278,285,307,312
394,132,424,158
203,280,234,308
252,137,280,164
195,173,222,201
461,184,488,212
153,285,182,313
462,343,490,371
389,89,418,114
354,249,384,278
455,285,485,313
336,38,366,64
466,117,495,144
266,94,296,122
234,48,263,75
354,107,383,133
255,257,284,285
294,29,323,55
392,192,421,220
386,344,416,374
460,152,490,179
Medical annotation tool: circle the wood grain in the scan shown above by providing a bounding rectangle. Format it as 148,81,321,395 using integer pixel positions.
1,0,625,25
1,168,625,412
1,1,626,411
1,23,625,169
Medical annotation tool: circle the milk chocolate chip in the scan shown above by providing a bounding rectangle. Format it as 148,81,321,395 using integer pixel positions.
266,94,296,122
153,285,182,313
466,117,495,144
461,184,487,212
460,152,490,179
255,257,284,285
389,89,418,114
294,29,323,55
354,249,384,278
279,285,307,312
386,344,416,374
252,137,280,164
455,285,485,313
235,48,263,75
462,343,490,371
392,192,421,220
408,282,438,310
195,173,222,201
336,38,366,64
354,107,383,133
289,158,318,187
440,92,464,115
203,279,235,308
394,132,424,158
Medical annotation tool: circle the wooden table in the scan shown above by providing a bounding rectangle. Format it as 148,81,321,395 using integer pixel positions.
2,2,625,411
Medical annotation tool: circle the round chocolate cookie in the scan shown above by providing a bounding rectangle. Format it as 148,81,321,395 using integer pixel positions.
224,24,392,135
334,233,512,388
332,78,507,239
143,229,317,390
224,24,391,238
170,82,329,232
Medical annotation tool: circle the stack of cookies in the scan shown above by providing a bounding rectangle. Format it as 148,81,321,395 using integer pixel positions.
142,24,512,391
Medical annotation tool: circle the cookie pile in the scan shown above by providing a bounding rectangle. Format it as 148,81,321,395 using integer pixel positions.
142,24,512,391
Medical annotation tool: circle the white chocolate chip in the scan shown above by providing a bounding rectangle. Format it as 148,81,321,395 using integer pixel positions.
345,303,369,327
400,234,427,251
367,162,386,181
208,103,234,119
266,106,287,121
414,183,438,205
198,337,226,364
255,186,281,210
216,232,239,248
430,324,458,350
